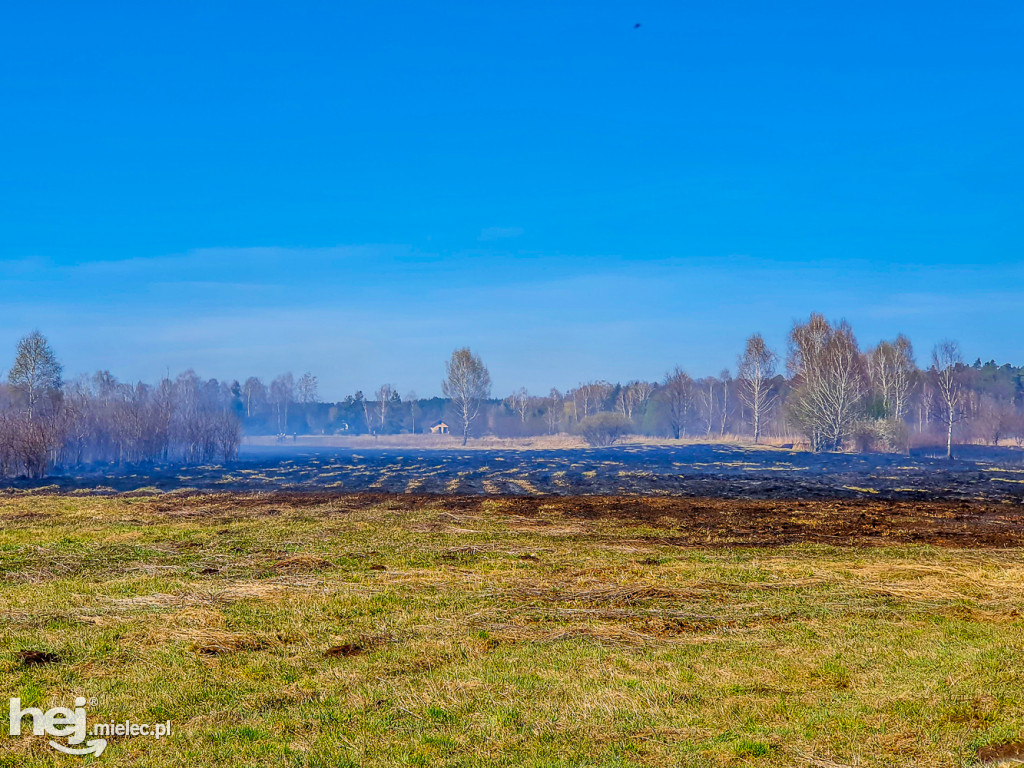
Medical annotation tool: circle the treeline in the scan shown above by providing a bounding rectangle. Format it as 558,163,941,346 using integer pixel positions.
3,315,1023,477
0,332,241,478
237,315,1024,456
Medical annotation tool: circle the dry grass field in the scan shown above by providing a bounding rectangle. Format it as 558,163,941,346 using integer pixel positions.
2,491,1024,766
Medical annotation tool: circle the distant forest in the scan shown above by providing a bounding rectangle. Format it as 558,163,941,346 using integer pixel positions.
2,313,1024,477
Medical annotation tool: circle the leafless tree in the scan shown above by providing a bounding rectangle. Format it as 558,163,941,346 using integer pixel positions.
717,369,732,436
270,373,295,433
569,381,613,423
614,389,629,418
786,315,868,451
661,367,694,440
545,388,563,434
737,333,777,444
931,340,967,459
1007,409,1024,447
442,347,491,445
918,380,935,434
214,412,242,460
571,386,591,422
591,381,614,413
869,334,916,420
697,377,717,436
406,390,420,434
616,380,654,422
8,331,62,419
376,384,395,432
571,387,589,422
297,372,319,405
507,387,530,422
242,377,266,417
972,394,1014,446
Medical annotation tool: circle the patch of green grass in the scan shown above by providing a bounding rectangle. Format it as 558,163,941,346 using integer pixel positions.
1,493,1023,766
733,737,774,758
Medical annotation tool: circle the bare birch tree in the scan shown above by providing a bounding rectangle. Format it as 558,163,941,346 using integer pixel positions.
736,333,777,444
931,340,967,459
718,369,732,435
376,383,395,432
442,348,491,445
569,381,613,424
661,367,694,440
869,335,916,420
697,377,717,436
545,388,563,434
406,390,420,434
297,372,319,404
616,380,654,422
9,331,62,419
242,377,266,417
508,387,529,422
270,373,294,433
786,315,868,451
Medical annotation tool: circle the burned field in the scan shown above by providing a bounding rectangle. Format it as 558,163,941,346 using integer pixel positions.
116,491,1024,548
4,450,1024,766
11,443,1024,501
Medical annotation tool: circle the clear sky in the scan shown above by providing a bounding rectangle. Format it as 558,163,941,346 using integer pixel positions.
2,1,1022,398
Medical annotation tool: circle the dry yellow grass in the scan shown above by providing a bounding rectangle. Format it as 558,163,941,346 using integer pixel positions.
242,433,804,451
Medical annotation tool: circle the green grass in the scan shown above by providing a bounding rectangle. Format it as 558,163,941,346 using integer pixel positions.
1,493,1022,766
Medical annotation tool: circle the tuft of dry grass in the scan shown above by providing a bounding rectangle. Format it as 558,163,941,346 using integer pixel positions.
325,629,397,658
266,553,335,574
508,584,685,604
188,630,275,656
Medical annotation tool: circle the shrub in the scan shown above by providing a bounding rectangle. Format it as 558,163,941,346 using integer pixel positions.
853,417,909,453
578,413,631,447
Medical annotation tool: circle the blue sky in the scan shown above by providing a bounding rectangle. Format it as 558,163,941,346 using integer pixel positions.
2,1,1022,397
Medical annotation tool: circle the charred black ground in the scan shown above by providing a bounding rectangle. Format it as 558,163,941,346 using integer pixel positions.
7,443,1024,502
7,491,1010,549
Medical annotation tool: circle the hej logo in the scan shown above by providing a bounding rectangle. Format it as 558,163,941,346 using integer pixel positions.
9,697,171,757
